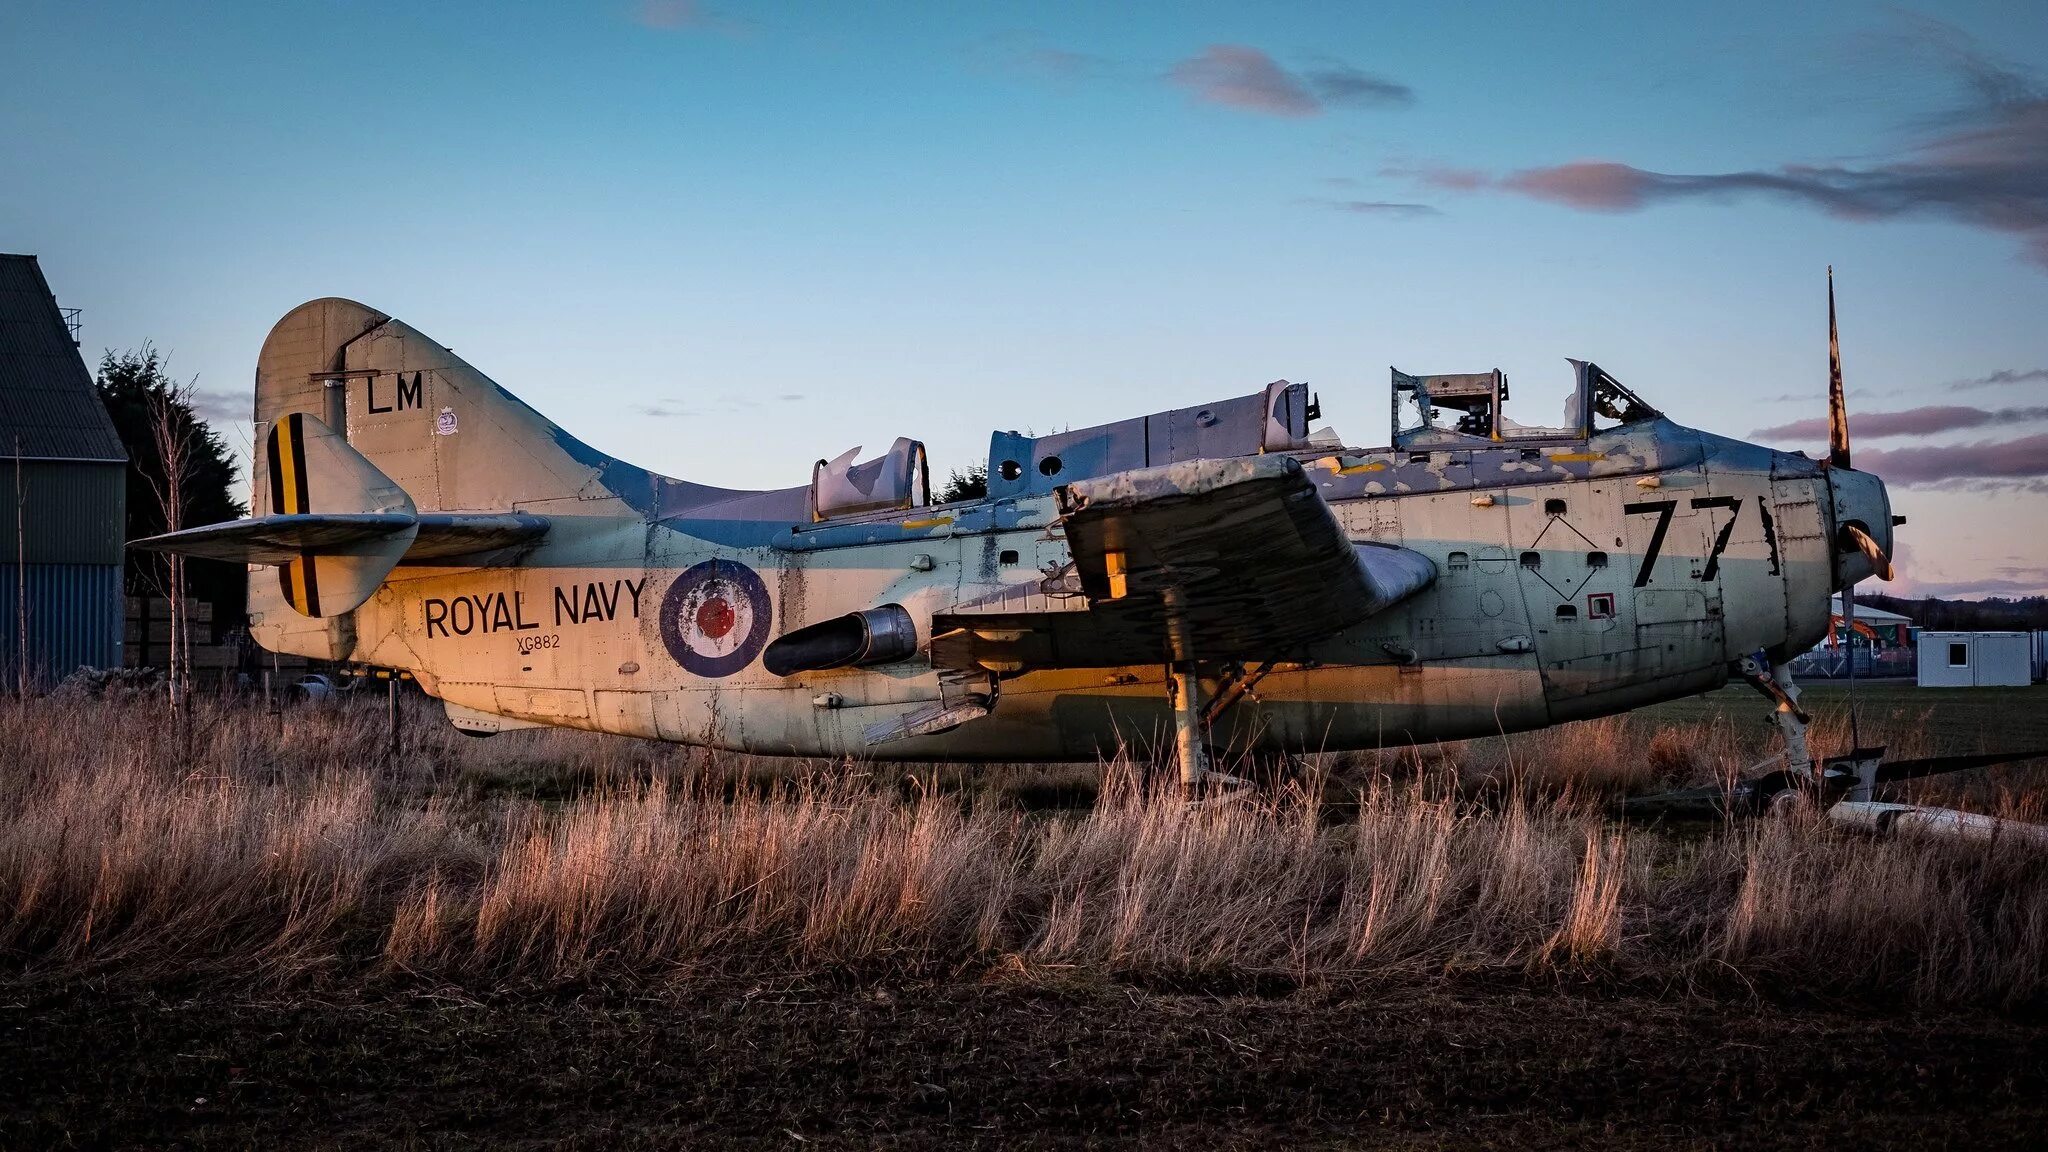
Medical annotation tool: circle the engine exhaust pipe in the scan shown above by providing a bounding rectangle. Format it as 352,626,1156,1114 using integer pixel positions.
763,605,918,676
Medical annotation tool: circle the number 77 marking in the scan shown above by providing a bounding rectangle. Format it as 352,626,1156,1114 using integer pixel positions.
1689,496,1743,582
1623,500,1676,587
1624,496,1745,587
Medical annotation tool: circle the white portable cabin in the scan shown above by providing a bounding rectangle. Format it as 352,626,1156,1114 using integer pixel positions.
1918,632,2033,687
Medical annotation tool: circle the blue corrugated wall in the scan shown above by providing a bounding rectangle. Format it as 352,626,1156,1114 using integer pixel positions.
0,563,123,688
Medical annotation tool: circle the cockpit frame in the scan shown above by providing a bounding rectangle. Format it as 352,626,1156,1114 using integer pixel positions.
1391,360,1658,449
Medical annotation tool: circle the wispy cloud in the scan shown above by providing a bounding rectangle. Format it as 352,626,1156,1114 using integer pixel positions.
638,393,803,420
1897,569,2048,598
631,0,744,34
1949,367,2048,391
1751,405,2048,440
187,388,246,425
1313,199,1438,218
973,32,1117,84
1398,24,2048,268
1890,542,2048,599
1300,60,1414,109
1168,45,1410,117
1853,432,2048,486
1170,46,1317,116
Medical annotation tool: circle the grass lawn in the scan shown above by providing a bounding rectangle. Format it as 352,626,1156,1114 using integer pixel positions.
1635,681,2048,754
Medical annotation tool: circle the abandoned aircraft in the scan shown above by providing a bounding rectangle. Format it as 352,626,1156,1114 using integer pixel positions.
138,286,1908,794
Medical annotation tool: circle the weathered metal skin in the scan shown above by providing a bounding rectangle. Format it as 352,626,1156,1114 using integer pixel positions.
238,298,1887,762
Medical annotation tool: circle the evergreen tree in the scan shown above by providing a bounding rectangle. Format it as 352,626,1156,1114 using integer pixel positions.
94,346,245,630
936,463,987,504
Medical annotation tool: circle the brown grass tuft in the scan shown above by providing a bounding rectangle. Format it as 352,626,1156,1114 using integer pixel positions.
0,692,2043,1009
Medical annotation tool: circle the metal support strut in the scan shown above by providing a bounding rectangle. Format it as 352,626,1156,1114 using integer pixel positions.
1170,662,1208,791
1163,587,1208,790
1738,651,1812,781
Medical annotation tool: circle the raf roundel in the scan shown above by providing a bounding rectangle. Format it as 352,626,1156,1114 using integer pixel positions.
660,559,772,678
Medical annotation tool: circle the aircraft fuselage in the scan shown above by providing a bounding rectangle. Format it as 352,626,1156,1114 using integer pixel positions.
302,420,1878,761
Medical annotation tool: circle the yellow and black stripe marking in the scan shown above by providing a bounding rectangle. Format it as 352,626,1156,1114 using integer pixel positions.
266,412,321,616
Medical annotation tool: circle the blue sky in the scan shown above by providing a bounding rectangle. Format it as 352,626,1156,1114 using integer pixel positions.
5,0,2045,595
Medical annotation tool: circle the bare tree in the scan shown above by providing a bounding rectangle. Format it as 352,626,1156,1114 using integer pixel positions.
142,377,201,718
13,438,25,701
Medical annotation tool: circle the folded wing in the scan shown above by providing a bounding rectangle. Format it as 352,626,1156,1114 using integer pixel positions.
933,454,1434,672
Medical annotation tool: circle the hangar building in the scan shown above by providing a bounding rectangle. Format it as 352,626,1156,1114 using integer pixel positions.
0,254,127,687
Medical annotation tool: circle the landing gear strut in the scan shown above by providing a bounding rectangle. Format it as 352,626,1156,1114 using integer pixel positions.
1163,587,1209,791
1169,661,1207,790
1738,651,1812,782
1161,587,1252,796
1626,653,2048,821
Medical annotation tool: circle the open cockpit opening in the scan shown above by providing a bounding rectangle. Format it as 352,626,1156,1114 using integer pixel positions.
852,356,1664,526
1391,360,1658,449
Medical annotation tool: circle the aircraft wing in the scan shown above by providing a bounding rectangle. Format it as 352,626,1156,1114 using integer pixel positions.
933,455,1434,672
131,511,549,566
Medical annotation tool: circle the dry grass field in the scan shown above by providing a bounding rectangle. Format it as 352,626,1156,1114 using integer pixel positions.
2,685,2045,1147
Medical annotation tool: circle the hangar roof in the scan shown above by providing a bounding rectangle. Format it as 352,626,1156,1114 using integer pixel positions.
1830,594,1914,626
0,254,126,463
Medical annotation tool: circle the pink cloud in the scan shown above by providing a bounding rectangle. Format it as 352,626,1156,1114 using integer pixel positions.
632,0,743,33
1854,433,2048,485
1402,30,2048,269
1498,162,1660,211
1896,572,2048,598
1409,166,1486,192
1751,405,2048,440
1169,46,1319,116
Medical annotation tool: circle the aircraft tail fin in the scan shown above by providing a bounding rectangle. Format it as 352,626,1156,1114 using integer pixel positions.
254,298,643,518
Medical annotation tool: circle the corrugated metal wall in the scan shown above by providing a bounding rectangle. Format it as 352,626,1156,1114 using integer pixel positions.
0,562,123,686
0,460,126,565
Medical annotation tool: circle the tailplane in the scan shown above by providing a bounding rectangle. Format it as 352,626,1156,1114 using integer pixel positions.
133,411,549,617
258,409,413,617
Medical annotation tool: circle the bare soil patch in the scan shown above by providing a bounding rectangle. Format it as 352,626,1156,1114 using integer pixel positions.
4,980,2042,1149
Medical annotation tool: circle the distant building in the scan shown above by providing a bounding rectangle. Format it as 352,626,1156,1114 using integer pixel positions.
1918,632,2033,688
0,254,127,687
1787,593,1917,679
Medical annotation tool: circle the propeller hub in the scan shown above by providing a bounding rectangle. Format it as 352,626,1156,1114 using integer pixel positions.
1828,466,1893,589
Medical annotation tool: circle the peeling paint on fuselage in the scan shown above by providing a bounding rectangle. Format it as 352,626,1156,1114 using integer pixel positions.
239,301,1888,761
311,415,1855,762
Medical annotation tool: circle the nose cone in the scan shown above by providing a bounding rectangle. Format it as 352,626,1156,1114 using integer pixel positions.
1830,467,1893,588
